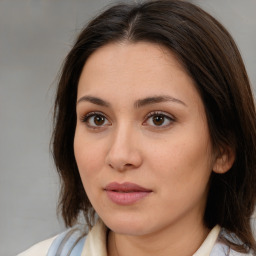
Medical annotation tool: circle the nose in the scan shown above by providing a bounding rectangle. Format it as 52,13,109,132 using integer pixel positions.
105,123,143,172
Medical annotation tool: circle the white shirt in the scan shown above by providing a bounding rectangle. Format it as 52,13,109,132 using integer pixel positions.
18,220,252,256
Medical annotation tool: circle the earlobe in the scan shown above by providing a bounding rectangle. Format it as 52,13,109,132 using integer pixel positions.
213,147,235,174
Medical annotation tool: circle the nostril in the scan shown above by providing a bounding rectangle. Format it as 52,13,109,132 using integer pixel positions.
108,162,134,171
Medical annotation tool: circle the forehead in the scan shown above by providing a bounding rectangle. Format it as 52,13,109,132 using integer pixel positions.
81,41,185,79
77,41,201,109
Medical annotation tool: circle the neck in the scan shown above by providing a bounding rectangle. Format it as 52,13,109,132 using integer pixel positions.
108,218,209,256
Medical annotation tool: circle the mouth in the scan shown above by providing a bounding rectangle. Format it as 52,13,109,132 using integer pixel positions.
104,182,152,205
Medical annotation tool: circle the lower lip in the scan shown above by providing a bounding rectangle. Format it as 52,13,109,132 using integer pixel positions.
105,190,151,205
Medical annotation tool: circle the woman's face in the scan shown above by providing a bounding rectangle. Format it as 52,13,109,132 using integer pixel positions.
74,42,215,236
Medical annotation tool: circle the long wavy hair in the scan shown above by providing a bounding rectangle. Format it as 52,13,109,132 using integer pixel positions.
52,0,256,253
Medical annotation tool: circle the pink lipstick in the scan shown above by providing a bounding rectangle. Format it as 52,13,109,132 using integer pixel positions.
104,182,152,205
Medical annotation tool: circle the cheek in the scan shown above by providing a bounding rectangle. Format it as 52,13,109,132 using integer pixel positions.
146,128,213,188
74,131,105,180
74,133,105,204
149,138,213,216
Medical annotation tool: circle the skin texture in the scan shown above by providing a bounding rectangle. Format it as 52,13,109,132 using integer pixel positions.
74,42,232,256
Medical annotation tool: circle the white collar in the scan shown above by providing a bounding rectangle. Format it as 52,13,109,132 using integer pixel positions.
193,225,221,256
82,220,221,256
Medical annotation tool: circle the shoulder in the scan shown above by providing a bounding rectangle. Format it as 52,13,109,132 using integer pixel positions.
17,236,57,256
210,242,255,256
17,227,87,256
210,228,255,256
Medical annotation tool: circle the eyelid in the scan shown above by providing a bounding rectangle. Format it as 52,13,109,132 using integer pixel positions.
80,111,101,122
80,111,111,129
143,111,175,127
144,111,175,120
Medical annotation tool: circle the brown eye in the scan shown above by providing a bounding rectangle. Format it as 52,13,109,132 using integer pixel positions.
82,112,111,128
94,115,105,126
152,115,165,126
143,112,174,128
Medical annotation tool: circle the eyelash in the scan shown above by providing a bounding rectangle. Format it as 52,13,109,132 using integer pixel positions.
143,111,175,128
80,111,110,130
80,111,175,130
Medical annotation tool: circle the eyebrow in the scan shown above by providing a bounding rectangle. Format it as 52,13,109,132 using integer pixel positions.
134,95,187,108
77,95,110,107
77,95,187,108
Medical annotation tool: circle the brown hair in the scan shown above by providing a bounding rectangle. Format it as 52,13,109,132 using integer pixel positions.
52,0,256,253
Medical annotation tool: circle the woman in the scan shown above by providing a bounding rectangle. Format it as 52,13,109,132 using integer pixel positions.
19,0,256,255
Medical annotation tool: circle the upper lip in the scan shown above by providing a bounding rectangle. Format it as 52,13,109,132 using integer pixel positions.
105,182,152,192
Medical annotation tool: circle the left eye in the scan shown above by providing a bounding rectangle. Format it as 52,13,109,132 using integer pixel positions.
144,112,174,127
82,113,111,128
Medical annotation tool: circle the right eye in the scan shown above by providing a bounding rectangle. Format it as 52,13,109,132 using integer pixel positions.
81,112,111,129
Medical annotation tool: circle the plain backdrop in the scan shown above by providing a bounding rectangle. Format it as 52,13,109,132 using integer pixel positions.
0,0,255,255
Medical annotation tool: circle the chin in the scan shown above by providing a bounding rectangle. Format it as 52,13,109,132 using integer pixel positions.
101,214,151,236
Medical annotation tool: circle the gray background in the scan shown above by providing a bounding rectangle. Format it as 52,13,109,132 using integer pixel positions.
0,0,255,255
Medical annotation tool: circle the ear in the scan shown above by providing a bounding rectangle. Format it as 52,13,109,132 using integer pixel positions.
212,147,235,174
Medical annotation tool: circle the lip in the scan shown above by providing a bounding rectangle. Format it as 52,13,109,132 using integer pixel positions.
104,182,152,205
